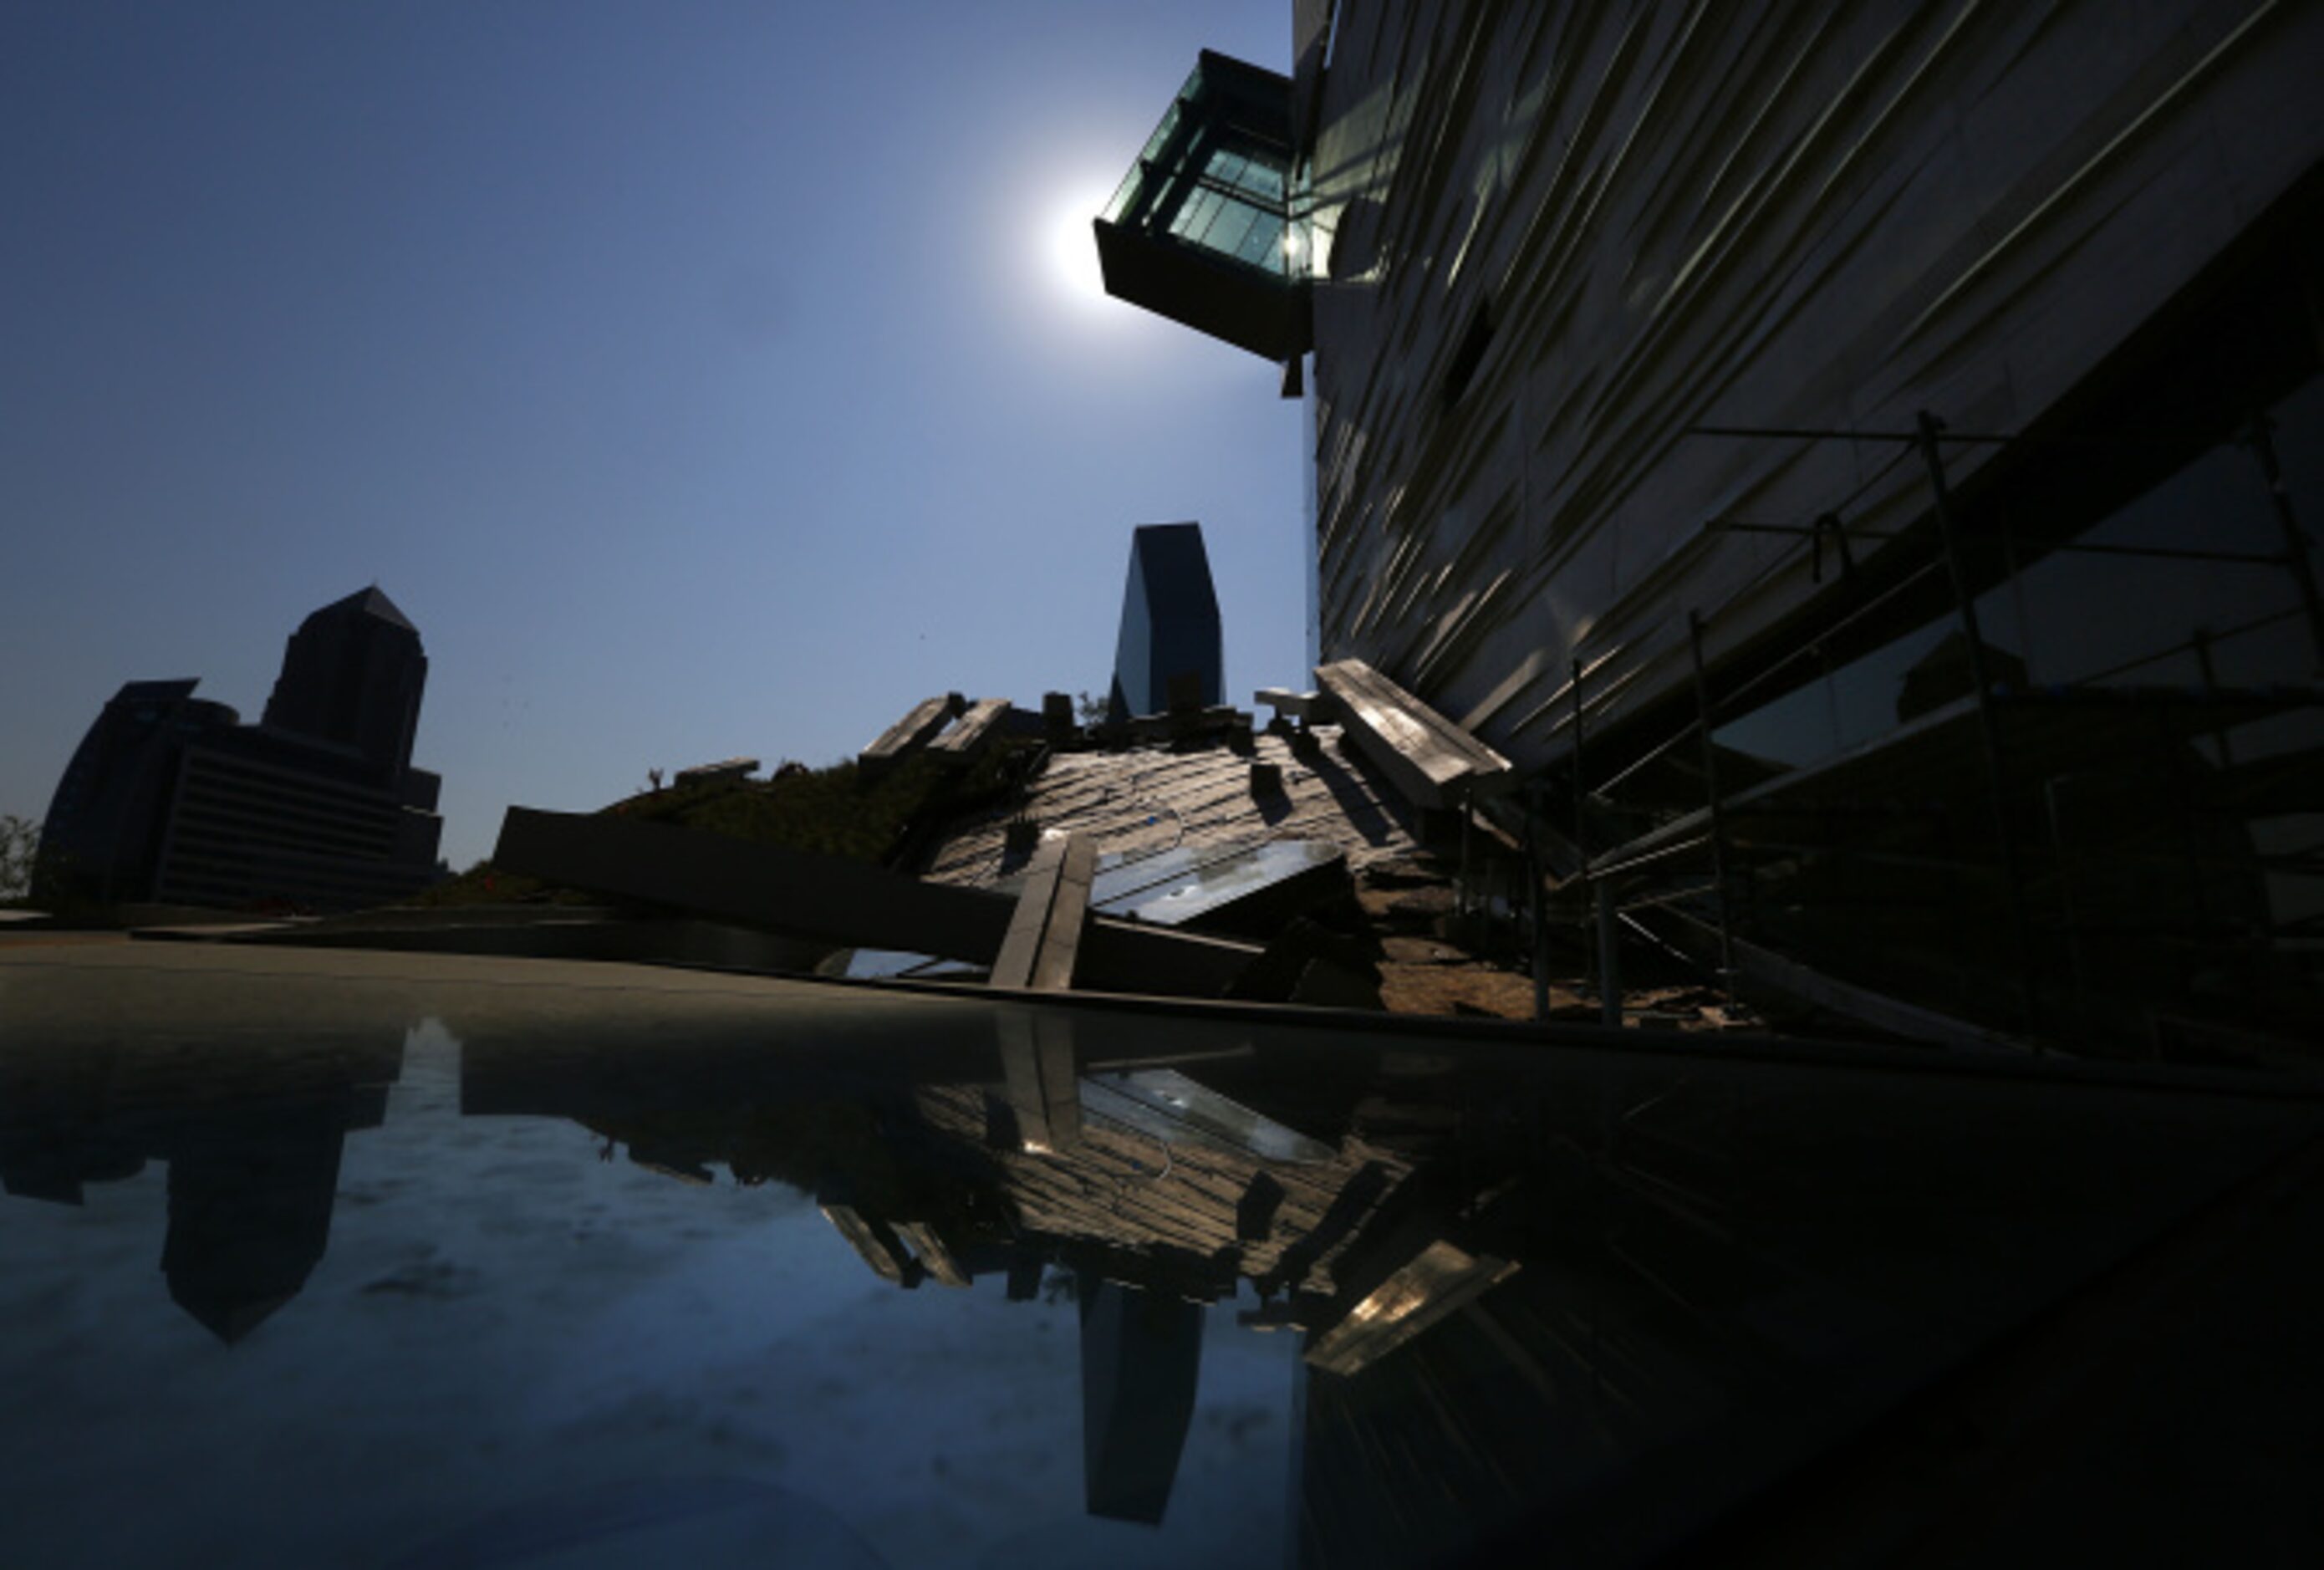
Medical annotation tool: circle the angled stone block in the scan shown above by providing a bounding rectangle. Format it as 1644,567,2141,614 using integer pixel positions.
927,697,1011,762
858,693,966,777
491,808,1257,997
1315,659,1512,810
990,833,1098,991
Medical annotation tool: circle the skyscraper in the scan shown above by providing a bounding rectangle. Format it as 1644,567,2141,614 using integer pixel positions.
37,589,445,913
261,587,428,780
1106,522,1225,722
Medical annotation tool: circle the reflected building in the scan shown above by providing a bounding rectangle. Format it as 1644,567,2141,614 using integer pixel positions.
0,1021,405,1343
1098,4,2324,1053
1078,1272,1205,1524
36,588,445,913
160,1104,369,1343
460,1007,1415,1532
449,984,2324,1562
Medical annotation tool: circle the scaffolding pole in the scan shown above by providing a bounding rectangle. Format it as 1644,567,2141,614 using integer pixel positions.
1572,655,1602,1011
1917,410,2038,1033
2247,411,2324,672
1687,609,1737,1006
1527,784,1549,1022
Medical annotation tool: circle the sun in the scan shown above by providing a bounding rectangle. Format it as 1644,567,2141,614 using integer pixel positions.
1046,183,1116,310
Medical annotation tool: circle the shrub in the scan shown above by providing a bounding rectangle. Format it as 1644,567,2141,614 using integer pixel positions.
0,814,38,905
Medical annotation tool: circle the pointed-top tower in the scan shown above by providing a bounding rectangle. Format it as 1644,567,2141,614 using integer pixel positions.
262,587,427,778
1106,524,1224,722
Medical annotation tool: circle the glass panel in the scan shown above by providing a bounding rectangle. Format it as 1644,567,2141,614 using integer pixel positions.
1104,97,1186,223
2274,370,2324,519
1236,212,1287,273
1689,363,2324,1042
1106,81,1292,282
1093,50,1307,356
2005,441,2296,691
1169,187,1223,243
1205,198,1261,260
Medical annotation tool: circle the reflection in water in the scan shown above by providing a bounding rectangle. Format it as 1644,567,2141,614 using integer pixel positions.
443,991,2324,1562
6,951,2322,1565
0,1015,406,1343
997,1009,1081,1154
471,1000,2324,1564
460,1002,1381,1530
161,1107,366,1343
1079,1272,1204,1524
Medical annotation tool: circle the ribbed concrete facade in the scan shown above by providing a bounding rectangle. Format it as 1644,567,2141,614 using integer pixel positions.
1058,3,2324,1046
1299,2,2324,762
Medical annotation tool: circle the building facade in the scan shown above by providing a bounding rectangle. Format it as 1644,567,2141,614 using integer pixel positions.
1106,522,1227,721
1102,3,2324,1050
36,588,445,914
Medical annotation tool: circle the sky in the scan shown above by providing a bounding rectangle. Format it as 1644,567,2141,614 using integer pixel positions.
0,1,1307,872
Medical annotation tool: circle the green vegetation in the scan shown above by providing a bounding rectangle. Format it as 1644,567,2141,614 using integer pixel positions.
410,744,1022,908
0,814,39,905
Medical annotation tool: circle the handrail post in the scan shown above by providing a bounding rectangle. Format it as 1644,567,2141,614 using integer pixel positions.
1597,879,1623,1028
1527,783,1550,1022
2247,412,2324,672
1571,655,1596,1009
1916,410,2037,1034
1687,609,1736,1006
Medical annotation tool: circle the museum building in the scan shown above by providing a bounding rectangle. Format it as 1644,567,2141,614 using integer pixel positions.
1099,1,2324,1053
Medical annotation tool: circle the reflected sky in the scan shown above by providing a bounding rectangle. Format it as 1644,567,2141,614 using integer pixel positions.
0,1007,1299,1569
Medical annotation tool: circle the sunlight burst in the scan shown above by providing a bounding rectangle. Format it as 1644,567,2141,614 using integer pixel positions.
1047,185,1116,310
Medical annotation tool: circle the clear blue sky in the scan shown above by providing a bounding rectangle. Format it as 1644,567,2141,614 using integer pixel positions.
0,2,1305,871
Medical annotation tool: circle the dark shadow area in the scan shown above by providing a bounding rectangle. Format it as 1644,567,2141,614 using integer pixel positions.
1295,744,1411,849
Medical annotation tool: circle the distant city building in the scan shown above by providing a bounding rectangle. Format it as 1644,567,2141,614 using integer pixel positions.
1106,522,1224,722
262,585,429,777
36,588,445,913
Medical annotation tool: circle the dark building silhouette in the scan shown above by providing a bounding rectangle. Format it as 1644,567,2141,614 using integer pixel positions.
262,587,429,777
161,1107,360,1343
1078,1272,1205,1524
36,588,444,913
29,680,241,909
1107,522,1224,722
0,1018,403,1344
1894,630,2031,725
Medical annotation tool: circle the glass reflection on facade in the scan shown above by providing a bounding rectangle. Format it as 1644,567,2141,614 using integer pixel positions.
1627,352,2324,1052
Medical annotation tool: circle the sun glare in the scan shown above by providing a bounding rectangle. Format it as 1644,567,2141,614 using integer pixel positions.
1047,184,1115,310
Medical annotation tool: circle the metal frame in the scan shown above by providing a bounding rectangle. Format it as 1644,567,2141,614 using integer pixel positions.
1547,405,2324,1056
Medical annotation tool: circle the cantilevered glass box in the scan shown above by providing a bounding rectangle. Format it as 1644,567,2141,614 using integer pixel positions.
1095,52,1309,361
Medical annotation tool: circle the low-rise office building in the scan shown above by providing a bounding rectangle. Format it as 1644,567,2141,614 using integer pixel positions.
36,588,445,915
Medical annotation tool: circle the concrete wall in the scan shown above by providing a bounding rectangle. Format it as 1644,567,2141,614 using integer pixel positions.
1304,0,2324,767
